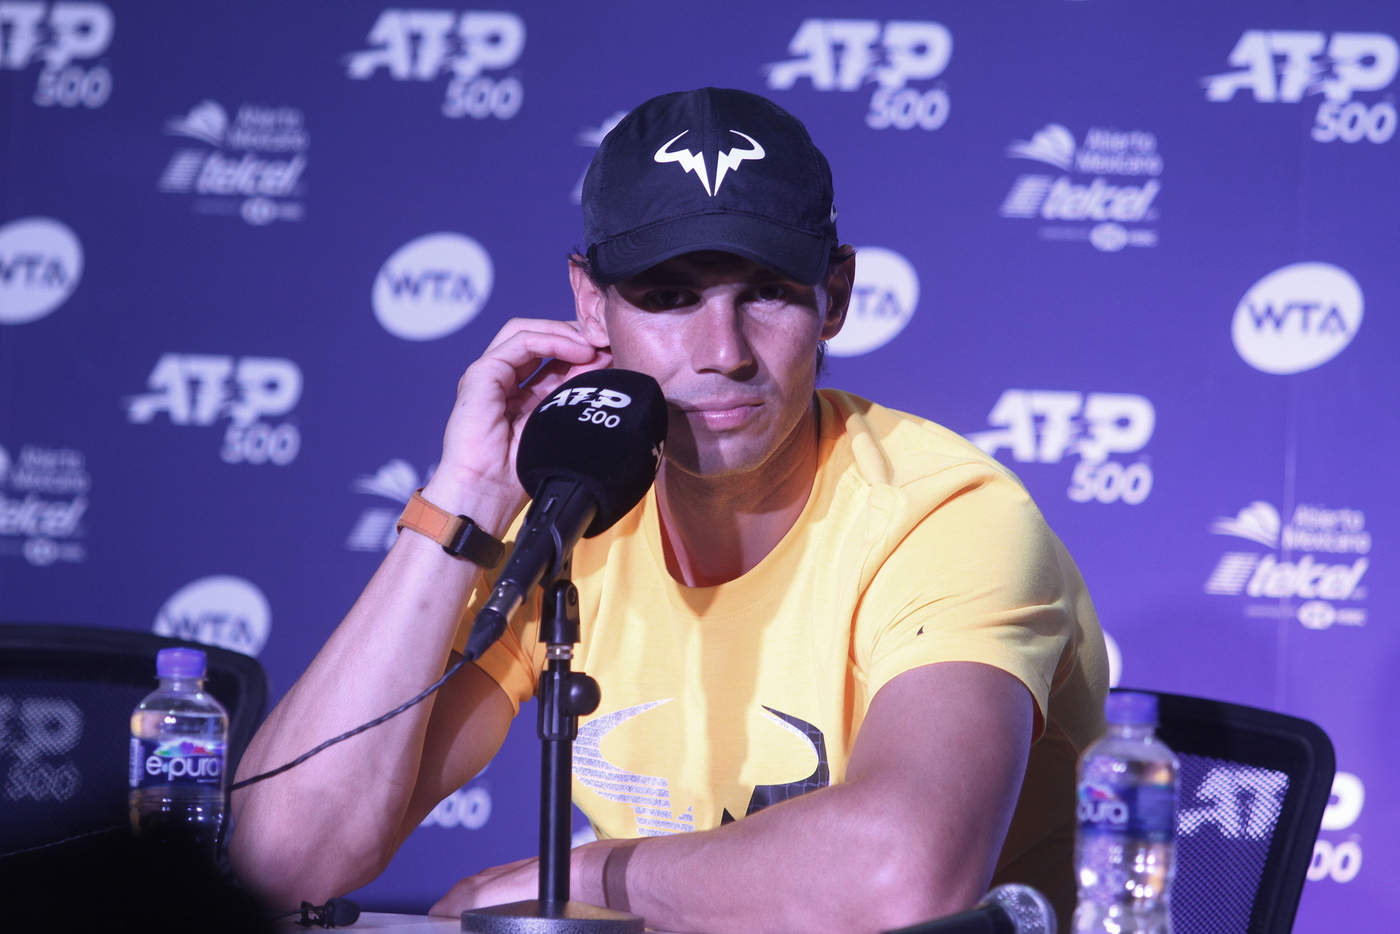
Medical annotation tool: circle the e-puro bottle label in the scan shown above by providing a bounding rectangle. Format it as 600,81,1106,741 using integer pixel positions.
129,737,225,788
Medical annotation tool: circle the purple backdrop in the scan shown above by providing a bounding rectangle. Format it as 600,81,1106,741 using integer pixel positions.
2,1,1394,925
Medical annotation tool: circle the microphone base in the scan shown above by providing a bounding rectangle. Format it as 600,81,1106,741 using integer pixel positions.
461,899,644,933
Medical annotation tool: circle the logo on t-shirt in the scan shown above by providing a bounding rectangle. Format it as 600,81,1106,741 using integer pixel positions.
573,700,830,836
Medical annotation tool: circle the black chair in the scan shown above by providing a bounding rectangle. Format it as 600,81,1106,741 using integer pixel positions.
0,623,267,855
1113,688,1335,934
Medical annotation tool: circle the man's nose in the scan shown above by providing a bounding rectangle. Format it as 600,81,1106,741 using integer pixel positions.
690,297,756,376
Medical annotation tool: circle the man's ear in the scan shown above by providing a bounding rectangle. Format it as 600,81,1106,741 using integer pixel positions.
569,258,610,345
819,248,856,341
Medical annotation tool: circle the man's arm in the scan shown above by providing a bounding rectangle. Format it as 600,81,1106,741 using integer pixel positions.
228,318,612,908
433,660,1033,934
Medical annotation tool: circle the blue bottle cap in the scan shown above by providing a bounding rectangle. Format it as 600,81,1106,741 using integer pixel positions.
1105,691,1158,725
156,647,207,679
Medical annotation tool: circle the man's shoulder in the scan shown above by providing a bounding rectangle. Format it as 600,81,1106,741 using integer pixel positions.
817,388,1023,493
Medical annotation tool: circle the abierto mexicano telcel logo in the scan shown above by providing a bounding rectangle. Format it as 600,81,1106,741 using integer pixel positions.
1232,262,1363,374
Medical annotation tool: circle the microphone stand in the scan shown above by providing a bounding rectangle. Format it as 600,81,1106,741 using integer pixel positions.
462,555,644,933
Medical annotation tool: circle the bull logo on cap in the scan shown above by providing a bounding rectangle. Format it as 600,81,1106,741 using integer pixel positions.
653,129,766,197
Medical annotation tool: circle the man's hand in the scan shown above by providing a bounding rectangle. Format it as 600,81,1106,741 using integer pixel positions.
425,318,612,518
429,855,541,916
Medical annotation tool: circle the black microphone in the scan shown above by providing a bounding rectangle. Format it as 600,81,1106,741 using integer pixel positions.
271,895,361,927
883,884,1056,934
464,368,667,660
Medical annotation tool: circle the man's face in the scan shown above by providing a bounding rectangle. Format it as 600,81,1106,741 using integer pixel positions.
574,251,848,480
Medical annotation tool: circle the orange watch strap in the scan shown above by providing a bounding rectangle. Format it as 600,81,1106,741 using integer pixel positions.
396,489,505,567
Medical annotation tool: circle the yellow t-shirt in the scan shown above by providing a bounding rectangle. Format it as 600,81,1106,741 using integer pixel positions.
473,389,1108,918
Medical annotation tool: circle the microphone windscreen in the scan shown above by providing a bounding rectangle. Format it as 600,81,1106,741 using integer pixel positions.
324,896,361,925
979,884,1054,934
516,368,667,536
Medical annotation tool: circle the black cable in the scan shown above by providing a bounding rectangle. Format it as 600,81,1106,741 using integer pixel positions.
0,823,129,861
228,653,472,792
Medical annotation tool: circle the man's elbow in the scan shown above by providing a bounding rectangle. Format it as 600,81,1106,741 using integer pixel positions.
228,813,391,911
843,820,988,932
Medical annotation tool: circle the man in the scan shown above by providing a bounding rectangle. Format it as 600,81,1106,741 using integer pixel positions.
230,87,1108,933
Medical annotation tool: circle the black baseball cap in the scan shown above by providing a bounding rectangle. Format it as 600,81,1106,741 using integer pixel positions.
582,87,839,285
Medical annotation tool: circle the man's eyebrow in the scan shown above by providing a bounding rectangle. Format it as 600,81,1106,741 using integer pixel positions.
624,263,792,288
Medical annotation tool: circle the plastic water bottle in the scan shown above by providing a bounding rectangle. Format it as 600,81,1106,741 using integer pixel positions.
1073,691,1179,934
128,647,229,853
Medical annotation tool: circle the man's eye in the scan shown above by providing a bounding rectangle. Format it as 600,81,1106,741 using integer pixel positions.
644,290,691,309
753,284,789,303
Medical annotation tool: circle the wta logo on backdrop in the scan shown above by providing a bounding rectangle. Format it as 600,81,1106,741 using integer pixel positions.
153,575,272,657
372,232,494,340
345,9,525,120
0,217,83,325
0,1,114,109
1000,122,1163,253
764,19,953,132
825,247,918,357
1204,30,1398,145
1232,263,1364,374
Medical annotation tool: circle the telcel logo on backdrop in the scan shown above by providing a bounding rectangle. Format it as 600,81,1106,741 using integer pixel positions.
125,354,304,466
1204,31,1398,144
570,110,629,204
1312,772,1364,885
1232,263,1363,374
373,232,494,340
825,247,918,357
1000,123,1162,252
765,20,952,132
158,99,309,226
0,443,90,567
0,217,83,325
0,1,113,108
345,458,430,552
1205,500,1369,630
345,9,525,120
969,391,1156,505
154,575,271,657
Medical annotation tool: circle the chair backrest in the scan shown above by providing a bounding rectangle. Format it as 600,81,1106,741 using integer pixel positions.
0,623,267,854
1112,688,1335,934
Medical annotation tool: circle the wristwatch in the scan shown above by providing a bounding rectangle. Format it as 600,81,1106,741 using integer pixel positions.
396,489,505,568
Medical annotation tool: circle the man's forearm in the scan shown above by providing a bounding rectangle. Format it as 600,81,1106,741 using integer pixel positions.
571,776,983,934
229,528,486,905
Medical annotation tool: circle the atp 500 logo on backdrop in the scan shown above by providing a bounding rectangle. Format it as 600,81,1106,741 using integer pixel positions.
124,354,304,466
825,247,918,357
157,100,309,226
0,694,84,805
999,122,1163,253
345,9,525,120
969,391,1156,506
1311,772,1365,885
764,19,953,132
154,575,271,657
1232,263,1363,374
0,442,90,566
0,1,114,109
1204,500,1370,630
0,217,83,325
1204,30,1398,144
